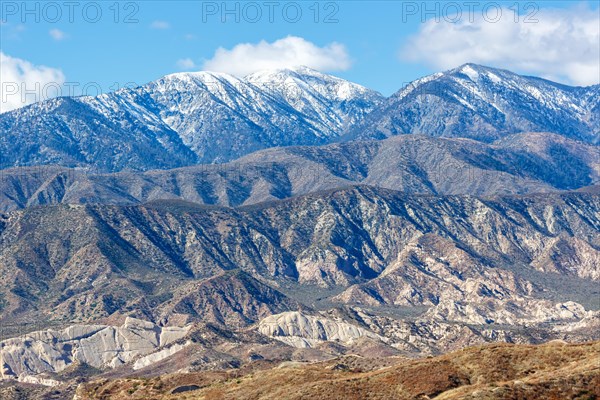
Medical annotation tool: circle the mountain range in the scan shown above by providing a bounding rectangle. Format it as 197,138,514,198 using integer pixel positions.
1,64,598,172
0,63,598,395
0,66,382,170
0,185,599,392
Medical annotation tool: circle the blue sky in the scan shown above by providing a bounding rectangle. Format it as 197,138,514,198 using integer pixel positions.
1,1,599,111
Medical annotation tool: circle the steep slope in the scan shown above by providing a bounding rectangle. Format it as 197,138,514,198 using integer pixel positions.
0,202,301,325
0,315,338,389
0,317,190,382
0,67,382,170
156,269,301,327
344,63,599,144
1,132,598,212
258,311,384,348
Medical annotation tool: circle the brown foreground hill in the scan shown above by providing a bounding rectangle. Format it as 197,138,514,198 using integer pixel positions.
71,340,599,400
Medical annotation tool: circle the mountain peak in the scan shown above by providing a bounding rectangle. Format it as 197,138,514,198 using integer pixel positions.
244,65,340,86
447,63,509,82
162,70,242,85
456,62,486,71
245,65,323,78
279,65,323,75
245,66,381,102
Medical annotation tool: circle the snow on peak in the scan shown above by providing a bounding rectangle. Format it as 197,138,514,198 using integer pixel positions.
245,66,378,101
163,70,243,85
459,64,480,81
245,65,323,80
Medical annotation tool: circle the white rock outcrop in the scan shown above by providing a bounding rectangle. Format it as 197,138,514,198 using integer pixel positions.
132,341,190,371
0,317,190,383
258,311,384,348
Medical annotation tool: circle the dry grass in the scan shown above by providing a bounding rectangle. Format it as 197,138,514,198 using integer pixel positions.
75,341,600,400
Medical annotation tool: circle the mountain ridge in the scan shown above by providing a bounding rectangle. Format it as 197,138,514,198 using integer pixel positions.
1,185,598,325
343,63,599,144
1,131,597,212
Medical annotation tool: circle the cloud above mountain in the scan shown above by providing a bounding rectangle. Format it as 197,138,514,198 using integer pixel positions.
0,52,65,113
402,5,600,86
202,36,352,76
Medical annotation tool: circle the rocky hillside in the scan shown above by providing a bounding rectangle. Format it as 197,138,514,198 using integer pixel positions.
0,317,190,384
2,307,597,395
0,187,598,337
0,170,598,397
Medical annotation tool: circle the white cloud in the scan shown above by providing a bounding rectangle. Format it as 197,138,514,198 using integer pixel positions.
49,29,67,41
176,58,197,70
202,36,352,76
150,20,170,29
402,5,600,86
0,52,66,113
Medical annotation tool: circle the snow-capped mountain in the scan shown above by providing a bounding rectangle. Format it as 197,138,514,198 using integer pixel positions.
343,63,599,144
0,67,383,171
144,66,383,162
1,64,598,172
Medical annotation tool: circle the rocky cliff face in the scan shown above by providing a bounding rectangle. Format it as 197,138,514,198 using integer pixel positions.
3,307,598,387
258,311,384,348
256,308,600,356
